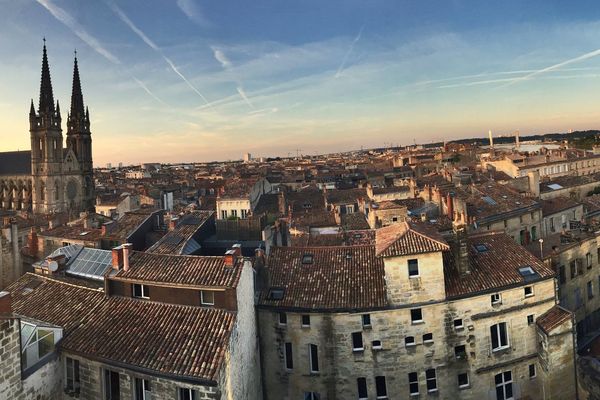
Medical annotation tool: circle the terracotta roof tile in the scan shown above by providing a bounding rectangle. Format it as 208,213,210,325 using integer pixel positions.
536,305,572,335
259,245,386,311
112,252,243,288
375,221,449,257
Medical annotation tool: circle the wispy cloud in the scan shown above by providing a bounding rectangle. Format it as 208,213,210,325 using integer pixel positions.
35,0,168,104
176,0,212,28
335,26,364,78
236,86,253,108
36,0,120,64
109,2,210,105
211,47,232,69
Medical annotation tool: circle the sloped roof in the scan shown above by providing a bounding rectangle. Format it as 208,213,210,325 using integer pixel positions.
375,221,449,257
259,245,386,311
0,151,31,176
536,305,572,335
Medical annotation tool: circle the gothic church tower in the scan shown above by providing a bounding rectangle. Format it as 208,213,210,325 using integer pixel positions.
29,41,95,215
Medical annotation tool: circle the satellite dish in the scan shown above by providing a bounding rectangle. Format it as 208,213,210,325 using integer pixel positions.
48,261,58,272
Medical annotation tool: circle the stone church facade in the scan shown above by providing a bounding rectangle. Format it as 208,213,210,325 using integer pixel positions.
0,42,94,215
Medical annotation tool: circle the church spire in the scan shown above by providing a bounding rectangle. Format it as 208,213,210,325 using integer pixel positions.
70,51,85,119
38,38,55,115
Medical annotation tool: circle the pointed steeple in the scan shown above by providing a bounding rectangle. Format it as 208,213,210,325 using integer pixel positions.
70,51,85,119
39,38,55,115
56,100,61,117
29,99,35,116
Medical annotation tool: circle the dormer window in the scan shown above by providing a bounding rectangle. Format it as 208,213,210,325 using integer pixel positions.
268,287,285,300
200,290,215,305
475,244,488,253
302,254,314,265
133,284,150,299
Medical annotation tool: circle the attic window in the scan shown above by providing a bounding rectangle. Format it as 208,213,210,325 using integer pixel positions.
518,266,535,276
303,202,312,209
475,244,488,253
302,254,314,264
268,288,285,300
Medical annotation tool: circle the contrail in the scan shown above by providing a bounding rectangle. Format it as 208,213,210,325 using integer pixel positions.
236,87,253,108
36,0,120,64
506,48,600,86
335,26,364,78
110,2,210,105
36,0,167,104
211,46,254,108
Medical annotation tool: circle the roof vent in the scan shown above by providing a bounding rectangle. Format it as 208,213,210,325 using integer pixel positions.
302,253,314,265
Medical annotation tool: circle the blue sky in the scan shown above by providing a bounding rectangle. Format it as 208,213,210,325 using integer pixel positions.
2,1,600,165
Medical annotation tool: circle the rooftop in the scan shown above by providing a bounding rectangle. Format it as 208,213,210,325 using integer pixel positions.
375,221,449,257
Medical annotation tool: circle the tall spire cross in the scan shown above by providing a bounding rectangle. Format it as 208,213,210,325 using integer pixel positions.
70,51,85,119
38,38,55,115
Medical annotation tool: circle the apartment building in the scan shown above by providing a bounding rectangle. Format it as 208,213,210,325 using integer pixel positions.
258,221,575,400
0,244,261,400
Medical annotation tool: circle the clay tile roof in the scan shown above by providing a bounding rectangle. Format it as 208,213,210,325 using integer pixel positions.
146,211,213,255
5,273,104,334
536,305,572,335
443,232,555,298
60,297,235,383
259,245,386,311
112,252,243,288
375,221,449,257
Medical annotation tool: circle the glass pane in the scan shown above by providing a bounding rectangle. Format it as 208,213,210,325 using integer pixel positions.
506,383,513,398
38,331,54,358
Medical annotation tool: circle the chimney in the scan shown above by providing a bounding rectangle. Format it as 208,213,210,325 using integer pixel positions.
169,217,179,231
112,245,124,270
446,193,454,219
488,130,494,149
231,243,242,257
224,249,236,268
454,226,470,276
0,291,11,315
420,213,427,222
101,221,115,236
122,243,132,271
28,227,39,257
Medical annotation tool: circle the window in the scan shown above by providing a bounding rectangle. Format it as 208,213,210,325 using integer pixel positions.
458,372,469,388
495,371,513,400
134,378,151,400
425,369,437,392
20,322,61,372
423,333,433,343
408,372,419,396
491,293,502,305
587,253,593,269
559,266,566,284
455,344,467,359
589,281,594,299
575,287,583,308
309,344,319,373
284,342,293,369
231,209,238,217
133,284,150,299
524,286,533,298
357,377,368,399
200,290,215,305
362,314,371,328
490,322,509,351
65,357,80,392
408,259,419,277
304,393,320,400
527,314,534,325
375,376,387,398
410,308,423,323
454,318,464,330
570,260,577,278
104,369,121,400
302,315,311,327
302,254,314,264
279,312,287,325
241,209,248,219
178,388,198,400
220,210,227,219
529,364,536,378
352,332,364,351
372,340,382,350
405,336,416,347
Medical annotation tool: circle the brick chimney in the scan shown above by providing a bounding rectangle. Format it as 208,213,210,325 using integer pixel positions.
0,291,11,315
231,243,242,257
454,225,470,276
224,249,236,268
101,221,116,236
28,227,39,258
122,243,132,271
112,246,124,270
169,217,179,231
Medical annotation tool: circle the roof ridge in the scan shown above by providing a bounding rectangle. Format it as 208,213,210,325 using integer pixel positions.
22,272,103,293
407,224,449,249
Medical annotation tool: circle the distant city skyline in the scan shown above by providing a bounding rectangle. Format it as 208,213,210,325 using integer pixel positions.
2,0,600,165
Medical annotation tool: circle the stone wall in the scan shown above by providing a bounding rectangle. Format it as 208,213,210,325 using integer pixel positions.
259,277,576,400
0,317,62,400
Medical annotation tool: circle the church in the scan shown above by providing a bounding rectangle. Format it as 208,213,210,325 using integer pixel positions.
0,41,95,215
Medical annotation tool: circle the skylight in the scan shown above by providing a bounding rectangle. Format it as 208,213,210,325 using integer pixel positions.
268,288,285,300
518,266,535,276
302,254,314,264
475,244,488,253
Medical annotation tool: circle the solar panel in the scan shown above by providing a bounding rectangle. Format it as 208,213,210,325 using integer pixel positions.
67,247,113,281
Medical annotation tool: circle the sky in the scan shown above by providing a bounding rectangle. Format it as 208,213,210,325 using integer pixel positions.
3,1,600,165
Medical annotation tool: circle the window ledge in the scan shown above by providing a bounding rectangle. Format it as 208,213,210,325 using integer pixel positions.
352,348,364,353
411,320,425,325
459,384,470,390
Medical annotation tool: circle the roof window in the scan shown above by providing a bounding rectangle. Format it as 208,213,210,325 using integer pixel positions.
268,288,285,300
302,254,314,264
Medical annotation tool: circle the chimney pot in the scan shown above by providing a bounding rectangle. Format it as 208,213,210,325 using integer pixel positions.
231,243,242,257
224,249,236,268
122,243,132,271
169,217,179,231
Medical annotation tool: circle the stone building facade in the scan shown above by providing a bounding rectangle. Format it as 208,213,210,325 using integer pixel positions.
0,41,94,215
258,222,576,400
